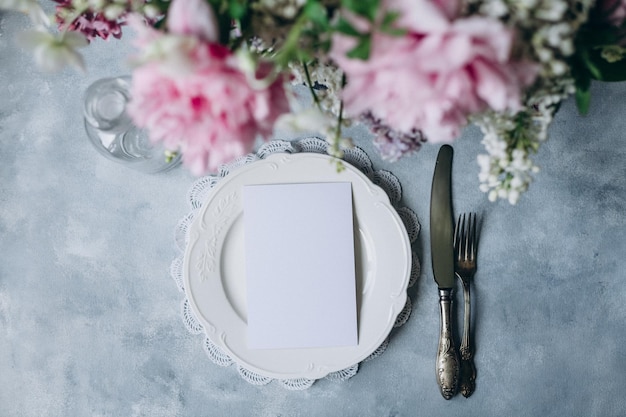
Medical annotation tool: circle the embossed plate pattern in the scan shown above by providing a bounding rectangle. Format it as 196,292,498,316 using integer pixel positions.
183,153,411,379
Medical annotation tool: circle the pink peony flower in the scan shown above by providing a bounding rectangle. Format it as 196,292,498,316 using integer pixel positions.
330,0,537,143
127,0,290,175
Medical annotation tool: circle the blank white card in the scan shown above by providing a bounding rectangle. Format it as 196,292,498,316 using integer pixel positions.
243,182,358,350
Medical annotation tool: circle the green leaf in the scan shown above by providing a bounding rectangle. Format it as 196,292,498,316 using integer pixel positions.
381,11,399,28
379,11,407,36
335,17,361,37
346,35,371,60
228,0,247,20
304,1,329,28
575,83,591,115
341,0,380,22
587,48,626,82
581,48,603,80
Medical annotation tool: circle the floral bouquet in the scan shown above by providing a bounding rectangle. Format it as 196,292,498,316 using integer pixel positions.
3,0,626,203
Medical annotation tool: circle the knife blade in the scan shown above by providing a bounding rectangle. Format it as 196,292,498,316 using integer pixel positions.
429,144,459,400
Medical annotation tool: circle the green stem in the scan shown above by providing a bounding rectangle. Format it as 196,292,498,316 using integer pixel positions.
303,61,321,108
331,73,347,155
335,95,344,140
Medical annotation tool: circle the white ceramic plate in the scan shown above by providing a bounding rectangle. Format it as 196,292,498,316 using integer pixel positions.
183,153,411,380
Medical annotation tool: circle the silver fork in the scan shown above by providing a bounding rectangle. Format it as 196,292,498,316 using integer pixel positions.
454,213,478,398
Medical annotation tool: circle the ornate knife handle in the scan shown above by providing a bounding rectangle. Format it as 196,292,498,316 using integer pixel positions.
436,288,459,400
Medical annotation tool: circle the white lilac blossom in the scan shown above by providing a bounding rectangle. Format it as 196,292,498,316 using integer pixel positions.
472,104,553,204
475,0,592,79
461,0,593,203
470,70,576,204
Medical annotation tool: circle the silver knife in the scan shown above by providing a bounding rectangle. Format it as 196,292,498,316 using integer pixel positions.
430,144,459,400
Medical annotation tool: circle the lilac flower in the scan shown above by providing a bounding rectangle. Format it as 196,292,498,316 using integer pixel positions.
361,112,427,162
52,0,159,42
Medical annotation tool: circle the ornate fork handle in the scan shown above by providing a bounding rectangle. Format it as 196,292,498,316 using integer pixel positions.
436,288,459,400
458,274,476,398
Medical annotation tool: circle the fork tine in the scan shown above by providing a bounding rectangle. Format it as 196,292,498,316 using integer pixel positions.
468,213,477,261
463,213,471,261
466,213,471,261
458,213,464,259
454,213,479,263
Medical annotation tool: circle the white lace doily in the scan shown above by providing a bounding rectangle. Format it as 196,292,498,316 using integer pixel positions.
170,138,421,390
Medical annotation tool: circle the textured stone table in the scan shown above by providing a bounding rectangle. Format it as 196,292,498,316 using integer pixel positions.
1,10,625,417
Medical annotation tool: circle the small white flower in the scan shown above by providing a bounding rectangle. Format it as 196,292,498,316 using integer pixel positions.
481,0,508,17
89,0,106,9
536,1,567,21
510,174,524,189
477,154,491,171
534,46,553,63
560,39,574,56
508,189,520,205
282,4,297,19
550,60,567,76
275,107,333,133
520,0,539,7
328,147,344,159
142,4,161,20
339,137,354,149
17,29,88,72
104,4,126,20
0,0,50,26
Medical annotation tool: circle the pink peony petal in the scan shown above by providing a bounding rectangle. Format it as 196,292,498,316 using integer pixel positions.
472,59,513,111
387,0,455,32
452,17,513,62
167,0,219,42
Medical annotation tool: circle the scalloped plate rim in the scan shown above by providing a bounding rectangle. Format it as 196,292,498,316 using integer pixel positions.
183,153,411,380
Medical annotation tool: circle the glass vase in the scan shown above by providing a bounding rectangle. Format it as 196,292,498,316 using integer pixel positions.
83,76,181,173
